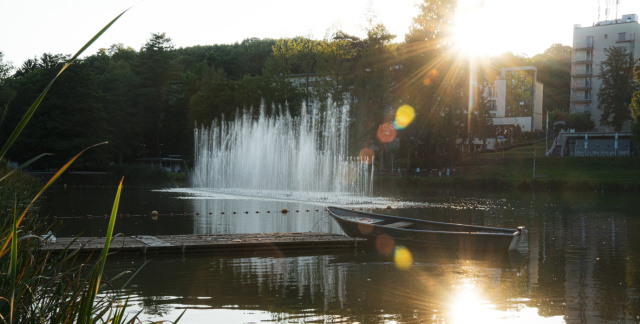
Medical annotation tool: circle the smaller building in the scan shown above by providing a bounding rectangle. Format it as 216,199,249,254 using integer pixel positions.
546,131,637,157
485,66,544,133
133,157,184,172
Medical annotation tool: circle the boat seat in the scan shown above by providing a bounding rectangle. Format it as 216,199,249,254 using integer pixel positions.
385,221,414,228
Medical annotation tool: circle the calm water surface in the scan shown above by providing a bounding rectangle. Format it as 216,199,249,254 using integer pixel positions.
39,182,640,323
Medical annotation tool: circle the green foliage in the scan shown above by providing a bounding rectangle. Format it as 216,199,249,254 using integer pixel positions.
597,46,639,131
532,44,572,113
549,110,595,132
631,58,640,143
0,8,184,323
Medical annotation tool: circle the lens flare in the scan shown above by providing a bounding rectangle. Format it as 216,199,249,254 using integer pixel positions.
375,234,395,254
423,69,439,86
394,105,415,129
376,122,397,143
394,246,413,270
358,148,374,164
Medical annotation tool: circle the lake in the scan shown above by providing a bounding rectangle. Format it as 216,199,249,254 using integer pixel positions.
39,180,640,323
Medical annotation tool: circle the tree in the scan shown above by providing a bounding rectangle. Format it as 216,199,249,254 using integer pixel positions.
134,33,179,158
533,44,572,113
597,46,639,131
630,59,640,142
0,51,12,80
0,52,16,130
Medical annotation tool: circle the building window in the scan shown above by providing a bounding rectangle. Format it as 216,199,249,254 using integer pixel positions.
586,50,593,60
585,90,591,99
586,64,592,74
587,36,594,47
585,78,591,87
619,32,626,41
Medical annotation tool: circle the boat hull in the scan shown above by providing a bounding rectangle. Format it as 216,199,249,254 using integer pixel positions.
328,207,525,255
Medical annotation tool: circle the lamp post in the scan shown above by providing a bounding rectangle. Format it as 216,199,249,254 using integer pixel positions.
533,149,536,179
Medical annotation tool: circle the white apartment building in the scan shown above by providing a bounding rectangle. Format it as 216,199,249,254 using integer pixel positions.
570,13,640,132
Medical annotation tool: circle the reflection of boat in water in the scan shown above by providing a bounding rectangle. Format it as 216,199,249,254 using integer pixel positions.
327,206,527,255
329,248,526,270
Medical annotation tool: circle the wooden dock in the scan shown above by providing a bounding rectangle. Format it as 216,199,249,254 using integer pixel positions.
41,233,366,255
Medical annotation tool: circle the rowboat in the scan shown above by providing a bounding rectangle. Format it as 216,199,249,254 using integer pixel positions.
327,206,526,254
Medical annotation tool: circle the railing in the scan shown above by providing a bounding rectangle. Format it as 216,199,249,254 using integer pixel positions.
571,96,592,103
573,42,594,50
572,82,592,89
571,150,632,157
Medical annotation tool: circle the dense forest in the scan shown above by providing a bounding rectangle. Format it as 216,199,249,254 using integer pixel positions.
0,0,575,171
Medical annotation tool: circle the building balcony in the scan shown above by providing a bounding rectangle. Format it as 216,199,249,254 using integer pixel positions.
572,72,593,77
573,59,593,64
572,97,592,103
572,82,592,90
573,42,594,51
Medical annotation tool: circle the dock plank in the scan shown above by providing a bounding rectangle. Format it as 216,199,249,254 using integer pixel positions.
41,232,365,255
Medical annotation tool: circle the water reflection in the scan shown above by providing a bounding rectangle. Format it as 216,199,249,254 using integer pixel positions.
107,250,541,323
41,185,640,323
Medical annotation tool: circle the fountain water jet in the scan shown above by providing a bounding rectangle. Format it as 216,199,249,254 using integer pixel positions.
191,103,374,199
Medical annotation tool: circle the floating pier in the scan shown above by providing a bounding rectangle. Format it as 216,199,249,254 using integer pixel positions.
41,233,365,255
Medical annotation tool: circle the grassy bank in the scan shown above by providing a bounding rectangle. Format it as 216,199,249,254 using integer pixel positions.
384,142,640,192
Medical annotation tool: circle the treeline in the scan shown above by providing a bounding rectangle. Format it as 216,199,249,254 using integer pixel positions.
0,0,575,170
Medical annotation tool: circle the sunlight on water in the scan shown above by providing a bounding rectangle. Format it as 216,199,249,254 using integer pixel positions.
446,280,566,324
160,187,430,209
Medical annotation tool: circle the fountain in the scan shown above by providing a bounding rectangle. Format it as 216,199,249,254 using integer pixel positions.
191,103,374,201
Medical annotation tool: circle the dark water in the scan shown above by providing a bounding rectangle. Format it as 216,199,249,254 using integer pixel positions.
39,182,640,323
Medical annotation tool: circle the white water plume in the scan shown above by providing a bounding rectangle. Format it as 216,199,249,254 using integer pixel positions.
191,103,374,197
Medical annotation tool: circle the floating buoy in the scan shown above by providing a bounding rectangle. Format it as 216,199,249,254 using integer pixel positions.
126,214,130,218
233,212,236,214
221,212,225,214
170,213,174,217
306,210,309,212
119,214,123,218
104,214,108,218
267,211,270,213
245,211,248,214
151,211,158,220
256,211,259,213
209,212,212,215
282,208,288,214
53,215,57,220
196,212,199,215
183,212,186,216
296,210,299,212
387,205,391,209
87,215,93,219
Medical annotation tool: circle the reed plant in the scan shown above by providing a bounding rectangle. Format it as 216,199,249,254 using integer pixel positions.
0,8,182,323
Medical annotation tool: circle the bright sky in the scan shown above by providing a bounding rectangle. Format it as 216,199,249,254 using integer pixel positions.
1,0,640,67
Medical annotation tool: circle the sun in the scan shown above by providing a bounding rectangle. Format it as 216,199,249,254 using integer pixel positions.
451,0,508,58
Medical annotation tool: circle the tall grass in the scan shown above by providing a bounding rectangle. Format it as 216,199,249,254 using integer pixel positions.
0,7,183,324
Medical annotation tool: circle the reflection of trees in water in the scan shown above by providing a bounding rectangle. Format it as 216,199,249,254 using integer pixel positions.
106,190,640,322
126,251,529,322
529,205,637,322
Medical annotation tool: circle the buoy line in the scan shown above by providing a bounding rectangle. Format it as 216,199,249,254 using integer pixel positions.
48,209,326,220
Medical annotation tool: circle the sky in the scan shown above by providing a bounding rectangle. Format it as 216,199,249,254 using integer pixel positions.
1,0,640,68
